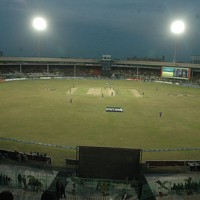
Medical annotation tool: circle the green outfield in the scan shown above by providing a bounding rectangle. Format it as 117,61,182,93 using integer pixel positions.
0,79,200,166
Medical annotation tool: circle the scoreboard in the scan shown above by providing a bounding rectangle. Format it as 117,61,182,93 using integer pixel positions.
161,67,191,80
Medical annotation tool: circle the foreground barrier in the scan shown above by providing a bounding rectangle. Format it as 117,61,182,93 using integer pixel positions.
145,160,200,167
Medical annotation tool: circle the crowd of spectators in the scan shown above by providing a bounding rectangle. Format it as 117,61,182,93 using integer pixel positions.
0,64,102,78
192,72,200,84
22,65,47,74
111,67,160,80
0,173,12,185
1,64,200,84
76,66,101,77
49,65,74,76
0,149,51,164
56,179,66,199
171,177,200,195
0,65,19,74
0,65,22,79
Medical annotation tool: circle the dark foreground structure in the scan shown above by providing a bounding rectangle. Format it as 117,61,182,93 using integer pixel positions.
1,145,200,200
78,146,141,180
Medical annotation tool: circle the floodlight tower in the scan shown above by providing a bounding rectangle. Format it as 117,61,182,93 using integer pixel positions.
32,17,47,57
170,20,185,63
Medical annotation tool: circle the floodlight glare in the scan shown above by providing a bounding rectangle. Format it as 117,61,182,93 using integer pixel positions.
170,20,185,63
32,17,47,31
171,20,185,34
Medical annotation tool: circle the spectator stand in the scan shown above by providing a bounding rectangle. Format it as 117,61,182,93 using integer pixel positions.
0,163,58,193
144,174,200,198
145,160,200,169
0,149,51,166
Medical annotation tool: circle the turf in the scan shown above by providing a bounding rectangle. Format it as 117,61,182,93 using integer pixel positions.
0,79,200,166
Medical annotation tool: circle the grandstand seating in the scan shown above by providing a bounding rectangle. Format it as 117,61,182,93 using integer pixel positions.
0,149,51,164
0,64,161,80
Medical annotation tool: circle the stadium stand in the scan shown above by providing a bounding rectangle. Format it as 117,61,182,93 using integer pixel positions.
1,56,200,199
0,149,51,165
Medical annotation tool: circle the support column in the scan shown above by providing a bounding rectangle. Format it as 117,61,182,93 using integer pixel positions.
76,147,79,176
20,64,22,74
74,65,76,77
47,65,49,74
190,69,193,82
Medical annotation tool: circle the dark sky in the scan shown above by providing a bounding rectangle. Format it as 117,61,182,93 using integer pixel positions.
0,0,200,62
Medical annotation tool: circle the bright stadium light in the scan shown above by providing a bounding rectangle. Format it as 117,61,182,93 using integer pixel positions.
170,20,185,62
32,17,47,57
32,17,47,31
171,20,185,34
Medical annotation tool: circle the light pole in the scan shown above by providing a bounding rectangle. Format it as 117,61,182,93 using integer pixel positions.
170,20,185,63
32,17,47,57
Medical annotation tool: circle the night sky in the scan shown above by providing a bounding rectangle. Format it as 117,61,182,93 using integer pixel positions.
0,0,200,62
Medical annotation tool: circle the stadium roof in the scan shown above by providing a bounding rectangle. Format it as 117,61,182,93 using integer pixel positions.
0,56,200,69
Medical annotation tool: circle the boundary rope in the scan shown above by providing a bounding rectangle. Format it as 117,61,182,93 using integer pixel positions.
1,137,200,152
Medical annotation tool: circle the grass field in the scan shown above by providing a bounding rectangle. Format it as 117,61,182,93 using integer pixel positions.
0,79,200,166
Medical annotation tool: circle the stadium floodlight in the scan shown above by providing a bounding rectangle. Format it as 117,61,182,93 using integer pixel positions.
32,17,47,57
32,17,47,31
170,20,185,63
171,20,185,34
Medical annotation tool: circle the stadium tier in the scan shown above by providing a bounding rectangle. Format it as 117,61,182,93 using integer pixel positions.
0,56,200,82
